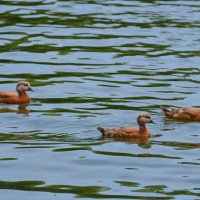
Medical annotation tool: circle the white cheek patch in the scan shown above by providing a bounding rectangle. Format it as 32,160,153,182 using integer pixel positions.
140,117,146,124
17,85,27,92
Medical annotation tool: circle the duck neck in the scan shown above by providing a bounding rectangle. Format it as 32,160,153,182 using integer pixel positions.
18,91,29,98
139,125,147,134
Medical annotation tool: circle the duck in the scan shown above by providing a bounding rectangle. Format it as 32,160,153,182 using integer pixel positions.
160,106,200,121
97,113,155,138
0,81,33,104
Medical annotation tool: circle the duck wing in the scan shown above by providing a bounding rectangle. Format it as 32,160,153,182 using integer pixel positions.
97,126,138,137
178,108,200,120
0,91,19,103
0,91,18,98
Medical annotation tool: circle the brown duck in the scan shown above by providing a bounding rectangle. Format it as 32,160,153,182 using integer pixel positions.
0,81,33,104
97,114,155,138
161,106,200,121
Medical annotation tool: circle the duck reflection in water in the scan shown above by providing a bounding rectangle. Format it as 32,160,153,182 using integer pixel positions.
105,137,151,149
0,103,30,114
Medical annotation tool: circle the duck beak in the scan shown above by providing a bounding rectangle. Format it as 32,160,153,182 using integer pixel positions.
150,119,156,124
27,87,34,91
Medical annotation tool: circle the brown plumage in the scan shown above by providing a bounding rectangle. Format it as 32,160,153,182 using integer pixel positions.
161,106,200,121
97,114,155,138
0,81,33,104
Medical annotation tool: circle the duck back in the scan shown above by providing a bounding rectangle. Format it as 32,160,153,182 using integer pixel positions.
0,91,30,104
97,126,150,138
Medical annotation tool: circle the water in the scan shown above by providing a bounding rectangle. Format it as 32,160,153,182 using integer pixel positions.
0,0,200,199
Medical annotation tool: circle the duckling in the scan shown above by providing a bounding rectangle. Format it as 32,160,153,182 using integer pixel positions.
0,81,33,104
97,114,155,138
160,106,200,121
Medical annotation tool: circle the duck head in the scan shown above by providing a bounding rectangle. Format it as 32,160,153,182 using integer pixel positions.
137,113,155,126
16,81,33,93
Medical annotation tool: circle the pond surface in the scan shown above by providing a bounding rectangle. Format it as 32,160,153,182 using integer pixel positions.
0,0,200,199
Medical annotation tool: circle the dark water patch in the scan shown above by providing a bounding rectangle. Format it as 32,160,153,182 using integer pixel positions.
36,96,182,105
133,185,167,193
88,78,133,85
0,131,79,144
135,83,171,87
0,72,112,80
0,0,52,6
71,140,107,146
0,180,172,199
37,108,93,114
15,146,54,149
53,146,91,152
165,189,200,198
0,158,17,161
178,162,200,166
115,181,140,187
98,84,120,88
91,150,181,159
154,91,194,94
0,180,109,196
95,104,168,111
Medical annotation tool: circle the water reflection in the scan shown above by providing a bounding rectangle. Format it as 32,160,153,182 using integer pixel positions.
0,103,30,114
0,180,175,199
0,180,110,197
159,141,200,150
0,132,31,141
103,137,151,149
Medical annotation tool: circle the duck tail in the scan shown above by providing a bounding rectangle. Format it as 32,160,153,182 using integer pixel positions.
97,126,106,136
160,106,175,117
160,106,172,113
